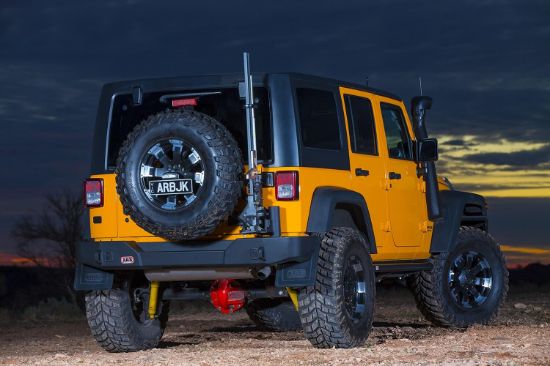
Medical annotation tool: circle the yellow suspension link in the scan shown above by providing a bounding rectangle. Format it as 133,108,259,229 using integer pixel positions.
148,281,160,319
286,287,299,311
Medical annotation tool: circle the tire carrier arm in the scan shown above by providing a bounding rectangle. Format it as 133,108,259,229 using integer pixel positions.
239,52,271,234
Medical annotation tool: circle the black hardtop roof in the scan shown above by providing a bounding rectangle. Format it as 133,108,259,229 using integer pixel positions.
285,72,402,101
104,72,402,102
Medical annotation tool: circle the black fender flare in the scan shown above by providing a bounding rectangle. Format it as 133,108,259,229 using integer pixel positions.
275,187,377,288
430,190,488,253
306,187,377,254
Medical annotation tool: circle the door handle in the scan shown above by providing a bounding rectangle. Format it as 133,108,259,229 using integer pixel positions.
388,172,401,180
355,168,370,177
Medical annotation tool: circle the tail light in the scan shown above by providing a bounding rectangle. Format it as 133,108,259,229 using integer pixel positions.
275,171,299,200
171,97,198,108
84,179,103,207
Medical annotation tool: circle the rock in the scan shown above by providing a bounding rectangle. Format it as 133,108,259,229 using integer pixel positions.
514,303,527,310
533,306,542,312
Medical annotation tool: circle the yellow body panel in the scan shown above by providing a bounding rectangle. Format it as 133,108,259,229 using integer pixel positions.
338,88,433,261
90,166,352,242
375,95,431,252
338,88,392,250
89,86,442,262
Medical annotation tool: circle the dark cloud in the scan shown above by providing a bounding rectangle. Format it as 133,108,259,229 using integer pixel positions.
463,145,550,166
444,139,470,146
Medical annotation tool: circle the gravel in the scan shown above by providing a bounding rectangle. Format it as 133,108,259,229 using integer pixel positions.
0,286,549,366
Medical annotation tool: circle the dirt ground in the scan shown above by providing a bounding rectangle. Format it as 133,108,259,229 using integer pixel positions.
1,286,549,366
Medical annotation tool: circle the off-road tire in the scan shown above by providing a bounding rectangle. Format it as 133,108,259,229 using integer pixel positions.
85,288,169,352
116,109,243,241
298,227,375,348
246,299,301,331
410,226,508,328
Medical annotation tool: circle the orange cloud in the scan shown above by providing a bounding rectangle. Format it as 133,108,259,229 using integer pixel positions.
438,135,550,198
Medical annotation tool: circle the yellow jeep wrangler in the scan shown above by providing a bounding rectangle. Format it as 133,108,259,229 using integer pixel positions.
75,54,507,352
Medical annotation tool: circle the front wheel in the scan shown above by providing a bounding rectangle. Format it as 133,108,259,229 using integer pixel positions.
85,279,169,352
410,226,508,328
298,228,375,348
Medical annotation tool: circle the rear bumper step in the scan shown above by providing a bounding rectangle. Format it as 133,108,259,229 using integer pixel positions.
74,236,319,290
76,236,318,269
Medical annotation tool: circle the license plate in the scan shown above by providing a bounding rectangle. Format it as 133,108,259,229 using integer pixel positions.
149,179,193,195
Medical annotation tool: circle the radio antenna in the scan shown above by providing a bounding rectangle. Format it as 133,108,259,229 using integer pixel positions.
418,76,423,96
365,76,369,87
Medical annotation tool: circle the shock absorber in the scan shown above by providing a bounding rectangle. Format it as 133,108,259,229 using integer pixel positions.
148,281,159,319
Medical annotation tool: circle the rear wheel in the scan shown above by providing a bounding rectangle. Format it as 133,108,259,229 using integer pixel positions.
410,226,508,327
246,299,301,331
116,109,243,241
85,278,169,352
298,228,375,348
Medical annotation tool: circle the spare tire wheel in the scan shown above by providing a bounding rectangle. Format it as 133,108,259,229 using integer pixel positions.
116,109,243,241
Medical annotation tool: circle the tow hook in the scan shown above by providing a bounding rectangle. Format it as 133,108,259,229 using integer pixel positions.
210,279,246,314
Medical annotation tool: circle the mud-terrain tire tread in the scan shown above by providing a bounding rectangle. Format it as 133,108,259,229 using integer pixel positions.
246,299,301,331
298,227,375,348
115,109,242,241
85,289,169,352
410,226,508,328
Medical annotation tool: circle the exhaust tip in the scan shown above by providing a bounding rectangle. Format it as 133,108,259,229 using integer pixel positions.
252,266,272,280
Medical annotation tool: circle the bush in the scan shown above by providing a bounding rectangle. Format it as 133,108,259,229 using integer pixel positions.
20,297,83,322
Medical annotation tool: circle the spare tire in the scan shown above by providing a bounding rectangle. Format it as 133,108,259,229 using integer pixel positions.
116,109,243,241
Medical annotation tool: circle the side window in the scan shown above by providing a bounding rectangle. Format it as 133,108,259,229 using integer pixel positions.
344,95,378,155
381,103,412,160
296,88,341,150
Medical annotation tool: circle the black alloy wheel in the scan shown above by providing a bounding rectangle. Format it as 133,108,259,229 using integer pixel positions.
343,254,368,323
448,250,493,309
139,138,205,211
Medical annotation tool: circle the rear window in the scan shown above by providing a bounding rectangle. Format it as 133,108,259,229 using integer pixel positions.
107,88,272,168
296,88,341,150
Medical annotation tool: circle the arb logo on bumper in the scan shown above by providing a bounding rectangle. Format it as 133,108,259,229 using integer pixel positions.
120,256,135,264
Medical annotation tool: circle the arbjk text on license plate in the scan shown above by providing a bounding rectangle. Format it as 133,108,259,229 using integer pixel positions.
149,179,193,195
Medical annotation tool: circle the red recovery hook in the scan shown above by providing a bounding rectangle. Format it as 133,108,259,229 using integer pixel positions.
210,279,246,314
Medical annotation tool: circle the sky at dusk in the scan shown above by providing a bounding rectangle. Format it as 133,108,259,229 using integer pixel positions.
0,0,549,265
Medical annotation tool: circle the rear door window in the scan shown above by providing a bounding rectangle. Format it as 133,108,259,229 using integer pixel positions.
296,88,341,150
344,95,378,155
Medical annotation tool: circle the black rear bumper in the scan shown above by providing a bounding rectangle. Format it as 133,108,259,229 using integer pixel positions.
74,236,320,290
